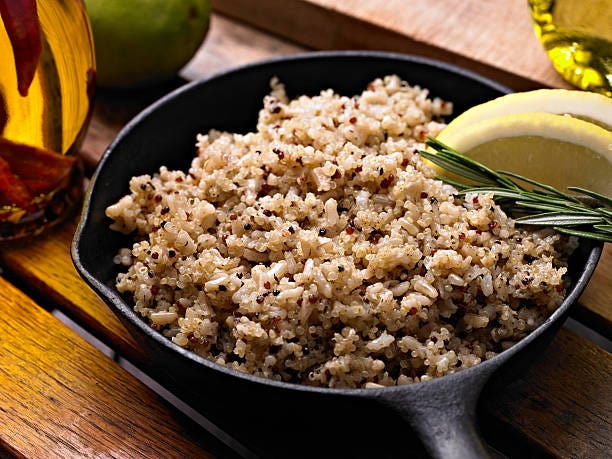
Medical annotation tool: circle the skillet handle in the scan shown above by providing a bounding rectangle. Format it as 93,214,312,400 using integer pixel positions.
375,370,494,459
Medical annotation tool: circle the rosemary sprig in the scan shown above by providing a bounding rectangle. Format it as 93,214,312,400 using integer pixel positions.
420,136,612,242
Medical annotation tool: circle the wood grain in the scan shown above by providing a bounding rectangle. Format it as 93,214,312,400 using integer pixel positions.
181,13,304,80
0,278,232,459
0,214,144,363
576,244,612,339
481,329,612,458
212,0,571,92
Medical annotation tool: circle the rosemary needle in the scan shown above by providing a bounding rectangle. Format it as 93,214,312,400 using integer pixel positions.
420,137,612,243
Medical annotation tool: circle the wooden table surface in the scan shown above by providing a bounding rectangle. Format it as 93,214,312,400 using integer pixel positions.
1,1,610,458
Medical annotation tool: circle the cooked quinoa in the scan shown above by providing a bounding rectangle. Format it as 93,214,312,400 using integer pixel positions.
106,75,572,388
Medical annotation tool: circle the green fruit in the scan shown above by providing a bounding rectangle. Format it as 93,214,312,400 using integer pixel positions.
83,0,211,88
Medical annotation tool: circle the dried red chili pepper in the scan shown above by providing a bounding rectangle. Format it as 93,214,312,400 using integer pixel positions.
0,138,76,194
0,0,42,97
0,156,33,211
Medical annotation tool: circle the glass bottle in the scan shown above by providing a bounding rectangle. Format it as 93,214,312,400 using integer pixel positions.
528,0,612,97
0,0,95,241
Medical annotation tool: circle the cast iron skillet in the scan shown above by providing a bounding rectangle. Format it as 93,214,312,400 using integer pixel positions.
72,51,602,459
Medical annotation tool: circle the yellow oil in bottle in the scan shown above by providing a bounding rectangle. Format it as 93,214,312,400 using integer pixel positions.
528,0,612,97
0,0,95,240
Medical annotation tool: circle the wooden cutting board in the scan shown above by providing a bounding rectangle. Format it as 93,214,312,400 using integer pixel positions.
212,0,572,91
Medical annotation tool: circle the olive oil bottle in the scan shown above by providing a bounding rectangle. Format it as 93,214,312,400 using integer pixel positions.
0,0,95,240
528,0,611,97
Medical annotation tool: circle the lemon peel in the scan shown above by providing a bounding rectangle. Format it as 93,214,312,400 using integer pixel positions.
433,111,612,195
441,89,612,133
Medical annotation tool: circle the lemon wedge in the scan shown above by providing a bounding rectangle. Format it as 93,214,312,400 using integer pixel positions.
433,111,612,195
441,89,612,132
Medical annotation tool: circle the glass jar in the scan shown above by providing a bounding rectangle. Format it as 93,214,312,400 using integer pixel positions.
0,0,95,241
528,0,611,97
